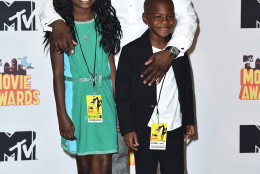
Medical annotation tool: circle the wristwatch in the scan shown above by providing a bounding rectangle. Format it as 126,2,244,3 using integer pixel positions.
166,46,180,58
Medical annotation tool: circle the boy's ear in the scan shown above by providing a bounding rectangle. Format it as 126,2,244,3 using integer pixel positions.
142,13,148,25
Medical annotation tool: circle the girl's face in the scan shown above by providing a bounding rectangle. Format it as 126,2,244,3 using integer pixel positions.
72,0,96,9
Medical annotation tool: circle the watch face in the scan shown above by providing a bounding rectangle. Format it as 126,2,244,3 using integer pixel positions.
172,48,178,55
171,47,180,56
167,46,180,57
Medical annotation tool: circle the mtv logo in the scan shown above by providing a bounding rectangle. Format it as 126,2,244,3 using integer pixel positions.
0,1,36,31
0,131,36,162
243,55,254,62
240,125,260,153
241,0,260,28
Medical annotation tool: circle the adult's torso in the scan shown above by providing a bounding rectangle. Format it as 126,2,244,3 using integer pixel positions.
111,0,147,66
112,0,147,47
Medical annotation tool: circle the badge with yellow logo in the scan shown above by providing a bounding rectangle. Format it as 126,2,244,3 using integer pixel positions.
150,123,167,150
87,95,102,123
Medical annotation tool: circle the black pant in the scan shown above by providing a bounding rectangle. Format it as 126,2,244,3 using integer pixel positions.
134,126,184,174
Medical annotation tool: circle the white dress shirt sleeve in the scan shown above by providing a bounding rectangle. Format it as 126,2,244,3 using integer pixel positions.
39,0,64,32
167,0,197,58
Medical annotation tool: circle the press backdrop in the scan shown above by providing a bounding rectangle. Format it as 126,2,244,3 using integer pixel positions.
0,0,260,174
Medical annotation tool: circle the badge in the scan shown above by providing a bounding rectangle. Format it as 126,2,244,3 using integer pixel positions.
150,123,167,150
86,95,102,123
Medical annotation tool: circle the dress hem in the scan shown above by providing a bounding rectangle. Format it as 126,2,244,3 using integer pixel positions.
61,144,118,156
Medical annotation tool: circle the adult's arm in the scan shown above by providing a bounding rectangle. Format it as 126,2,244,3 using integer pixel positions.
39,0,76,54
141,0,197,86
39,0,63,32
168,0,197,56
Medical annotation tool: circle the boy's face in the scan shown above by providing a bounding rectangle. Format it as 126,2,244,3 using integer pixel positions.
143,0,175,38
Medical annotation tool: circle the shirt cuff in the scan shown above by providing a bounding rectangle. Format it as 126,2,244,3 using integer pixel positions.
166,35,191,58
40,16,65,32
39,1,65,32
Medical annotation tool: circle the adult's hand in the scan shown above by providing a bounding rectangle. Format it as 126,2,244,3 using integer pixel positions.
141,50,174,86
184,125,196,142
123,131,139,151
50,20,77,54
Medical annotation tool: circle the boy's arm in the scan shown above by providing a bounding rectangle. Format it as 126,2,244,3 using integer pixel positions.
115,48,135,135
183,53,196,141
116,48,139,150
50,41,77,141
141,0,197,85
39,0,76,54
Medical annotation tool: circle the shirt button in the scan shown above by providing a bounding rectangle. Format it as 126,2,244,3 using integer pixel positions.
132,23,135,25
130,5,132,7
150,105,154,108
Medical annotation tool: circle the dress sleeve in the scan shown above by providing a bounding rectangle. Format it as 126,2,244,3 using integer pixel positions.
166,0,197,58
39,0,64,32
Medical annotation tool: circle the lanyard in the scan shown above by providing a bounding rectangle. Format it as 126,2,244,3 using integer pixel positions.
156,75,166,124
74,18,98,94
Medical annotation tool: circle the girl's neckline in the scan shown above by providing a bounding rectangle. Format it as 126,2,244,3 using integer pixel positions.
74,17,95,24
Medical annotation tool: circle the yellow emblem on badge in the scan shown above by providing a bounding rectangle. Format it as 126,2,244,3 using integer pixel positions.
150,123,167,150
87,95,103,123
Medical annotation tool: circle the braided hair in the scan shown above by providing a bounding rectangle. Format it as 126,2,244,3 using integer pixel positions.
44,0,122,55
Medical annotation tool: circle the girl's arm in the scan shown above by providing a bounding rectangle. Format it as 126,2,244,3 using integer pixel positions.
109,54,120,133
50,42,77,141
108,54,116,101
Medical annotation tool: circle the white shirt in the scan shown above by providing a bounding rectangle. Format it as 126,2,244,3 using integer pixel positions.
148,47,182,131
39,0,197,66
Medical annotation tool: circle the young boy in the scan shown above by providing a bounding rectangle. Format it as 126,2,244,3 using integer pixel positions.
116,0,196,173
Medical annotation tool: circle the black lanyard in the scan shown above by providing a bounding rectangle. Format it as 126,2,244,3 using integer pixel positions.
156,75,166,124
74,18,98,93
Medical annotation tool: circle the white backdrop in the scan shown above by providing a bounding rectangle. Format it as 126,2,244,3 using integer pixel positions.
0,0,260,174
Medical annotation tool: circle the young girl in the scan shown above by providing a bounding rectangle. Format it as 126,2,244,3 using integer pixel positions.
44,0,122,173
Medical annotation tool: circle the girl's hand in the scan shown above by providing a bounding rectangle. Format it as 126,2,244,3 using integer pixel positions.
117,122,120,133
58,115,77,141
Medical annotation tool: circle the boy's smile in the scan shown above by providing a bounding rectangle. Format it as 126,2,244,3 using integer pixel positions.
143,0,175,45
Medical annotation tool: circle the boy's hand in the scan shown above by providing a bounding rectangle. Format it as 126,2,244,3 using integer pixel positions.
184,125,196,142
50,20,77,54
58,115,77,141
123,131,139,151
141,50,174,86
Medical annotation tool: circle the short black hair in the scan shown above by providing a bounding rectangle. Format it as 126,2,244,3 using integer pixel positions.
144,0,173,13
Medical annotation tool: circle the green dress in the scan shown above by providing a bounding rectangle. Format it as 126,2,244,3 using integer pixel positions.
62,18,118,155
